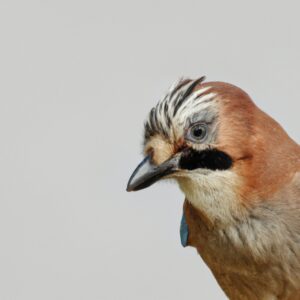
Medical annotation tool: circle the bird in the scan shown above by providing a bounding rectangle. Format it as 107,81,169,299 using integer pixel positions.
126,77,300,300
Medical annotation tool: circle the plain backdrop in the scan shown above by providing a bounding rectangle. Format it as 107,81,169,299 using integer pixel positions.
0,1,299,299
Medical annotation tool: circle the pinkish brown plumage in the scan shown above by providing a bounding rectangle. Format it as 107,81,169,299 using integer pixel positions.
127,77,300,299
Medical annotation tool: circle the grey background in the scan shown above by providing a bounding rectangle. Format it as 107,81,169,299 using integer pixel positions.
0,0,299,299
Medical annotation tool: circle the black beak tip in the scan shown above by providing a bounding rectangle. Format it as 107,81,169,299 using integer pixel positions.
126,181,143,192
126,174,138,192
126,184,134,192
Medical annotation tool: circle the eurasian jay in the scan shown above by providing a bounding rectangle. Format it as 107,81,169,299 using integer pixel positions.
127,77,300,300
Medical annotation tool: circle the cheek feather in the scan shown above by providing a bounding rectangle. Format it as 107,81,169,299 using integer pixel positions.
178,170,244,225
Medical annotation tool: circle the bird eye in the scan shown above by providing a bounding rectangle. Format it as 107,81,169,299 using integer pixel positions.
187,123,207,142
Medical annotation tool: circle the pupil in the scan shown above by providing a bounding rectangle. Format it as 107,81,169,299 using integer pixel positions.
193,127,203,137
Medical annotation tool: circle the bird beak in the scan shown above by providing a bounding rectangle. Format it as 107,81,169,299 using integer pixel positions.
126,154,180,192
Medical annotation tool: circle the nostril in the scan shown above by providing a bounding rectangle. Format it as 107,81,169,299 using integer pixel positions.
143,136,174,165
148,147,154,156
145,148,154,163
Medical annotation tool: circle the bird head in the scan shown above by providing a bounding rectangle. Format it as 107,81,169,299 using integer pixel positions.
127,77,299,224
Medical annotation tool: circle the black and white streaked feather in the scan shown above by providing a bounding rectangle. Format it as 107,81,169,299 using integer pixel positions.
144,77,218,143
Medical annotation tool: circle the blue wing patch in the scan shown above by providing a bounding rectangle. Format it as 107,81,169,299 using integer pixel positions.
180,212,189,247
